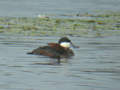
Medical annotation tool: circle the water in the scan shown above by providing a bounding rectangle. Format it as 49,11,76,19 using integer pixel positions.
0,34,120,90
0,0,120,17
0,0,120,89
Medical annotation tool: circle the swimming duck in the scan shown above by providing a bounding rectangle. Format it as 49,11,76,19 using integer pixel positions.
27,37,79,64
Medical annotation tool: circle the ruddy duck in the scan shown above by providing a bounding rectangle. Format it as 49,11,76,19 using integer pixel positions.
27,37,79,64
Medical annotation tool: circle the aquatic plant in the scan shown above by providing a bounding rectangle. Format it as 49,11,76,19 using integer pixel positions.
0,11,120,37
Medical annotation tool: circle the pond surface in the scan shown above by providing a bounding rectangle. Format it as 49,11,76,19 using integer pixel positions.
0,0,120,17
0,34,120,90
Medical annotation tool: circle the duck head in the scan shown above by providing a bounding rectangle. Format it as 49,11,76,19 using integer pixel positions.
58,37,79,48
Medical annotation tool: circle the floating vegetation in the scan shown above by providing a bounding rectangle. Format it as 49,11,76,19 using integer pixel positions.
0,26,4,29
0,11,120,37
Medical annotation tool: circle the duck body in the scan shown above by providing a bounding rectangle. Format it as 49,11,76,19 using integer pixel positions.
28,43,74,58
27,37,76,64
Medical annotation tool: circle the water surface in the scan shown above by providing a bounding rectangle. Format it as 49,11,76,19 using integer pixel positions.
0,35,120,90
0,0,120,17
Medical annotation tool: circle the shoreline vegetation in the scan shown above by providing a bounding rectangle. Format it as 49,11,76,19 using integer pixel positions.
0,11,120,37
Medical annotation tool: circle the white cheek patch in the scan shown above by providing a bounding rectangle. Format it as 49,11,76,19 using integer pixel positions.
60,42,70,48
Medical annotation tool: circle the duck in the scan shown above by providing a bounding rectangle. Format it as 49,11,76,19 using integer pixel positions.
27,37,79,64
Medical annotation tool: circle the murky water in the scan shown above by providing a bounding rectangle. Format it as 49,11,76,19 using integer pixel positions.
0,0,120,17
0,0,120,90
0,34,120,90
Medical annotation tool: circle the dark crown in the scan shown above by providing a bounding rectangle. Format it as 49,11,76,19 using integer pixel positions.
58,37,71,44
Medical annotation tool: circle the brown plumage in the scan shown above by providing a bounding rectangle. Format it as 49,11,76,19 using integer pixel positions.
27,37,77,64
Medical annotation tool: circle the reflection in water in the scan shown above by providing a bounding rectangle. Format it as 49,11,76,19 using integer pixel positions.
0,35,120,90
31,62,60,65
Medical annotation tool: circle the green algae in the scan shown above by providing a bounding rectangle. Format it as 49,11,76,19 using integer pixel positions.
0,26,4,29
0,11,120,37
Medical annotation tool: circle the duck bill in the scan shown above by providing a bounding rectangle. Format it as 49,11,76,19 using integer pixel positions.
71,42,79,48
